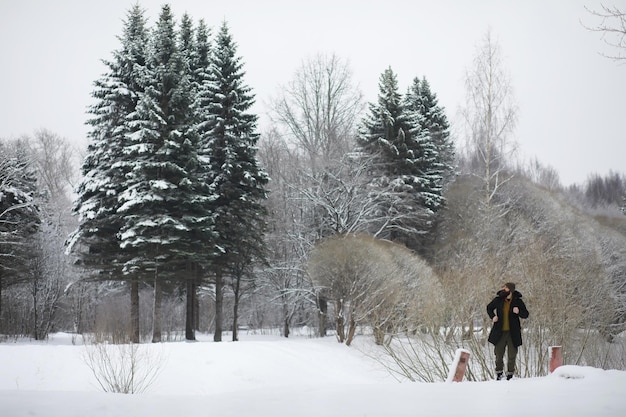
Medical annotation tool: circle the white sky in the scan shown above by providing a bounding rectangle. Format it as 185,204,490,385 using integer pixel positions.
1,0,624,186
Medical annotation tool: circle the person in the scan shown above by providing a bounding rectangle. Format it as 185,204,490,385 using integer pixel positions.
486,282,529,380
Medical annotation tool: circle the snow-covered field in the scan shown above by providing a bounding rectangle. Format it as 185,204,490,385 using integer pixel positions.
1,332,625,417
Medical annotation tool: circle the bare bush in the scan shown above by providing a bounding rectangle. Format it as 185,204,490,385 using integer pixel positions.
308,234,441,346
82,340,166,394
413,173,626,380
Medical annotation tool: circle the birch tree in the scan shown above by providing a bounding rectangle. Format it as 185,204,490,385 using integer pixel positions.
460,29,518,206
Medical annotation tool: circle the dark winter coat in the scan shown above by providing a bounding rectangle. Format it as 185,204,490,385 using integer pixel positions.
487,290,529,347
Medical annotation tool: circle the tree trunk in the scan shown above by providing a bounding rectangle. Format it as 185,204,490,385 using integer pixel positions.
317,294,327,337
152,274,162,343
194,289,200,332
373,324,385,346
0,272,3,333
186,269,196,341
345,314,356,346
281,293,291,338
232,274,240,342
130,278,140,343
336,315,345,343
283,314,290,338
32,275,39,340
335,299,345,343
214,270,223,342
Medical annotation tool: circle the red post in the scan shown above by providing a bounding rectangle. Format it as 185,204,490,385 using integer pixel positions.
549,346,563,373
452,350,471,382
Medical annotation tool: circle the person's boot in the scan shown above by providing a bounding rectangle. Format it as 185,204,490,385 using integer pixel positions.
506,373,513,380
496,372,503,380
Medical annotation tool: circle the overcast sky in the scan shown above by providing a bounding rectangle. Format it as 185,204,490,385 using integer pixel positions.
1,0,624,186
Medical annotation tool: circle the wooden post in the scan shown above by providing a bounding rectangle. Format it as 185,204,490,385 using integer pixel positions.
549,346,563,373
448,349,471,382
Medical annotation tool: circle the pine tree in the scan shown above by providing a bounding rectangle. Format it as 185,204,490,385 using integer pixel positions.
198,21,269,342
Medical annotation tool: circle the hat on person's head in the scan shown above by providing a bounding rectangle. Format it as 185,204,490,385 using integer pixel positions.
504,282,516,292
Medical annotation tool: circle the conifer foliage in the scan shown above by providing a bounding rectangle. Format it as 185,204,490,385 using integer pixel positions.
357,68,454,251
198,22,269,341
69,4,149,276
69,5,268,342
0,141,41,319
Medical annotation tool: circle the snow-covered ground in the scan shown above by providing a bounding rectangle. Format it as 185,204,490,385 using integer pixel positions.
1,331,625,417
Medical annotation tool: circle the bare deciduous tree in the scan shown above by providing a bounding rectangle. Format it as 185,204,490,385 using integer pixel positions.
260,53,366,337
271,53,364,170
460,29,518,206
1,132,81,339
27,129,78,207
518,157,562,191
583,4,626,61
257,129,319,336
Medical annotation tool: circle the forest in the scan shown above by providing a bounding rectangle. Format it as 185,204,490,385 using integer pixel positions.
1,4,625,380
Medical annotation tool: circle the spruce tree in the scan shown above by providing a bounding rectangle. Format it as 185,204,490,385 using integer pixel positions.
407,77,455,186
117,5,214,342
198,21,269,342
357,68,438,250
403,78,446,214
177,14,215,341
70,4,148,272
358,67,407,171
68,4,149,342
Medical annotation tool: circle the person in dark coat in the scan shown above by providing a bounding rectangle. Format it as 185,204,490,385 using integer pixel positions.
486,282,529,380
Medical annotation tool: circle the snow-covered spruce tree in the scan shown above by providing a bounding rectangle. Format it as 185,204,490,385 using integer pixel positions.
0,140,40,330
68,4,150,342
177,15,215,341
402,79,444,215
177,12,199,341
197,21,269,342
357,67,438,251
116,5,216,343
405,76,455,187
